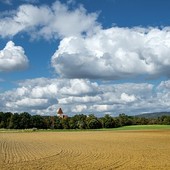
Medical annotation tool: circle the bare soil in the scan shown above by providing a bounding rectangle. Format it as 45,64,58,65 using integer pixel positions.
0,130,170,170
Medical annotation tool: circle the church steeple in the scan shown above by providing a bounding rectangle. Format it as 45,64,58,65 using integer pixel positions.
57,108,63,115
57,108,67,118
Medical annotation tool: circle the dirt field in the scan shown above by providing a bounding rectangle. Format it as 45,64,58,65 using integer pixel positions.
0,130,170,170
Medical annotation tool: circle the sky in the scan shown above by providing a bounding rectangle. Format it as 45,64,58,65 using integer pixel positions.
0,0,170,116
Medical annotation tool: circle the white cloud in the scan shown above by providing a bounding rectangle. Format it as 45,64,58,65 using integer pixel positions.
72,105,87,113
0,77,170,116
91,105,114,112
1,1,170,80
0,78,99,114
121,93,136,102
6,98,49,109
0,1,170,116
52,27,170,80
59,79,98,96
59,96,101,105
0,1,100,39
157,80,170,91
0,41,29,72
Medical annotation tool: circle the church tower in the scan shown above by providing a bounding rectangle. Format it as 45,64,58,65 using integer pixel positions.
57,108,67,118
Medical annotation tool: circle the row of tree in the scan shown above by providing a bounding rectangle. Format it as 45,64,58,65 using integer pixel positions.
0,112,170,129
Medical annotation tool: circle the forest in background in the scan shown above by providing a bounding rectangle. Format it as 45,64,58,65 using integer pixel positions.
0,112,170,130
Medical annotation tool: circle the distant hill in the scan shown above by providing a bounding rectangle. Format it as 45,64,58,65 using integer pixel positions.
135,112,170,119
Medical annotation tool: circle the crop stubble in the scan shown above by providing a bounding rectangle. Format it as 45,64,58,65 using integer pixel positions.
0,130,170,170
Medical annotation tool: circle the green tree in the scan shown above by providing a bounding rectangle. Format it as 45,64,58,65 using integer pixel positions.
134,116,150,125
162,116,170,125
1,112,13,128
19,112,31,129
61,117,70,129
0,112,4,128
8,113,20,129
69,114,87,129
31,115,44,129
69,118,77,129
102,114,115,128
118,113,133,126
87,114,102,129
54,116,63,129
77,120,87,129
87,119,102,129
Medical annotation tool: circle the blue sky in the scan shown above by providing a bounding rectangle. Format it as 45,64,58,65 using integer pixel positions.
0,0,170,116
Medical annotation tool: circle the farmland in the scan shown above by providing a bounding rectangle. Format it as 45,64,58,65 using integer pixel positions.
0,129,170,170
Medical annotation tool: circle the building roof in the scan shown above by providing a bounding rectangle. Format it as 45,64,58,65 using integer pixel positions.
57,108,63,115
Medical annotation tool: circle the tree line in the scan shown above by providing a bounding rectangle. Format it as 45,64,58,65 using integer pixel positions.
0,112,170,129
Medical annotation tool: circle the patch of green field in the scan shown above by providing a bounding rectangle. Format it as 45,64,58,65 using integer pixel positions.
0,129,20,133
89,125,170,131
110,125,170,131
1,125,170,133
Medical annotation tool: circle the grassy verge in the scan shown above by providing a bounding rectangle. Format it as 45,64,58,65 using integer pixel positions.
1,125,170,133
102,125,170,131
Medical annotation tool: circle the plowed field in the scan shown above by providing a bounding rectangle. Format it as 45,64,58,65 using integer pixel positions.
0,130,170,170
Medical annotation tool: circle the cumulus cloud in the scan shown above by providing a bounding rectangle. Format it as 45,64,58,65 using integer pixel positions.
59,79,98,96
52,27,170,80
6,98,49,110
1,1,170,80
72,105,87,113
121,93,136,103
0,78,98,114
0,41,29,72
0,77,170,116
157,80,170,91
0,1,100,39
0,1,170,116
59,96,101,105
